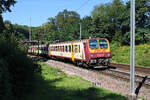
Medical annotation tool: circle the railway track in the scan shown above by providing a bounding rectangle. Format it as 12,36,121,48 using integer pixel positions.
30,54,150,88
110,63,150,76
93,68,150,88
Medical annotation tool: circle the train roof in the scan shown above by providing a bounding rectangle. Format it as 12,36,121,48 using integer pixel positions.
48,38,108,45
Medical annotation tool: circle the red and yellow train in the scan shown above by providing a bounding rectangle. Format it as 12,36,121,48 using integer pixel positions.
28,38,111,67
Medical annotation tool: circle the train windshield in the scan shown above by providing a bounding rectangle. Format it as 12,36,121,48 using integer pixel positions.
89,40,99,49
99,40,108,48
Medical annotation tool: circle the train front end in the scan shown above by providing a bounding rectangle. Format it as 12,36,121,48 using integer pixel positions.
87,38,111,66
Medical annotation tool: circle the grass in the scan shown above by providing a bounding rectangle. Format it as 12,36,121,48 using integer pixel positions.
111,43,150,67
23,62,129,100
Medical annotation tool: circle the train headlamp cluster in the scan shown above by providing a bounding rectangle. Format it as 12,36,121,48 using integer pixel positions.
90,54,96,57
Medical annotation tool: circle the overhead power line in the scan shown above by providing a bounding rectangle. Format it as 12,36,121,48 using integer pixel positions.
75,0,90,11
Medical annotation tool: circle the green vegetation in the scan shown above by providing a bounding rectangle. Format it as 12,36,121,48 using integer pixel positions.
23,62,129,100
28,0,150,45
0,0,149,99
1,0,149,45
111,43,150,67
0,35,41,100
0,0,16,33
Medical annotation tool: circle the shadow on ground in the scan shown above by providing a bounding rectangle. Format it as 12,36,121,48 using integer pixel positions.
22,74,128,100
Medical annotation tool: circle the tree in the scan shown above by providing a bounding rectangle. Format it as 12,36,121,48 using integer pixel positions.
0,0,16,33
81,16,95,39
0,0,16,14
92,0,126,43
0,15,4,33
55,9,80,41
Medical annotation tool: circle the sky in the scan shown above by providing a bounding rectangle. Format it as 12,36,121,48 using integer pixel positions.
2,0,117,27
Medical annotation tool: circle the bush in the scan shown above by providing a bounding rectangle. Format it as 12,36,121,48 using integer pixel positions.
0,35,40,100
0,59,12,100
111,43,150,67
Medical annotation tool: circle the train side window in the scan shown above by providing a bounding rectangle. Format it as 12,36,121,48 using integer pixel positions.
79,45,80,53
75,45,78,53
84,43,86,48
69,45,71,52
72,45,74,52
67,45,69,52
66,46,68,52
51,46,53,51
65,46,66,52
60,46,62,52
55,46,57,51
59,46,60,51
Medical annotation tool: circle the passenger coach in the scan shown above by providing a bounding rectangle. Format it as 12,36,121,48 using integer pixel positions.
48,38,111,67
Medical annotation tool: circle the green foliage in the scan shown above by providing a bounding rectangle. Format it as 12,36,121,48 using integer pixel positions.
0,0,16,14
23,62,128,100
111,43,150,67
91,0,150,45
0,35,41,100
0,15,5,33
0,59,12,100
22,0,150,45
0,0,16,33
1,0,150,45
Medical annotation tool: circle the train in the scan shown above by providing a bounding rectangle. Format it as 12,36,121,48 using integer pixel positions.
28,38,111,68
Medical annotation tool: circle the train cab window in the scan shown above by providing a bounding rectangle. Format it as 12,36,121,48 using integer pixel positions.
89,40,99,49
99,40,108,48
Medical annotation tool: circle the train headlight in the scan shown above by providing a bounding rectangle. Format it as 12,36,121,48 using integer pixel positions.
107,53,110,57
91,54,95,57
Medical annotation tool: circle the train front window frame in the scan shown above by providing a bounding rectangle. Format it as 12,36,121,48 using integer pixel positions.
89,40,99,49
99,40,108,49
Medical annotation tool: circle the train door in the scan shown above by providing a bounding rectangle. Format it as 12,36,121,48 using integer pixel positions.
71,43,74,62
48,46,51,56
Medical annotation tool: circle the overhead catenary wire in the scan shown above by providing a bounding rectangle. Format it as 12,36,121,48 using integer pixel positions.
75,0,90,11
